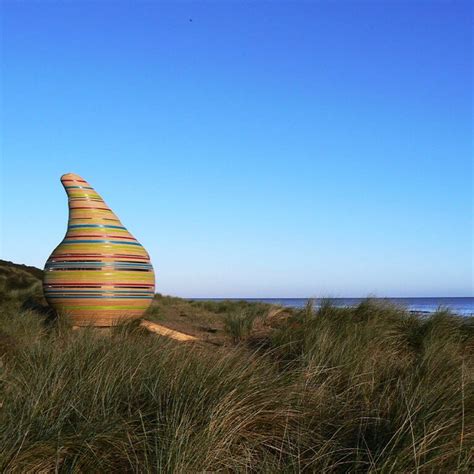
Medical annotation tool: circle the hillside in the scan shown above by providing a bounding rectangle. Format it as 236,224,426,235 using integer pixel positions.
0,259,44,280
0,259,43,302
0,259,277,345
0,260,472,471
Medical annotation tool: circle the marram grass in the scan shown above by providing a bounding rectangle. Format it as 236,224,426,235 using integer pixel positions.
0,264,472,472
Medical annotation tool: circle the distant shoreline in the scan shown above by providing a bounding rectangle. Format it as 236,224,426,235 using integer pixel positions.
189,297,474,316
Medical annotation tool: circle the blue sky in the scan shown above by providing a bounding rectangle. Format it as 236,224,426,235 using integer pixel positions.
1,1,472,297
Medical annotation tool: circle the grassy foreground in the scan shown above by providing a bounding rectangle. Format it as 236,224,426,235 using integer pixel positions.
0,260,473,472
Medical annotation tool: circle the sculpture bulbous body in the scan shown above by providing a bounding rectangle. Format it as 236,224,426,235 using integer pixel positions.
43,173,155,326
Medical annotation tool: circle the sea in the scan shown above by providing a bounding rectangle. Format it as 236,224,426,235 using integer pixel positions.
198,297,474,316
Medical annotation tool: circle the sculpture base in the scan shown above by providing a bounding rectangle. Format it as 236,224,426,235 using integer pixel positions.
66,313,143,327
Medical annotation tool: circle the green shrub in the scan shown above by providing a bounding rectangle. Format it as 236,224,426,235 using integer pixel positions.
191,299,270,317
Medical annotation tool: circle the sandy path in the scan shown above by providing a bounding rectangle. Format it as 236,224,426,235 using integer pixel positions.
140,320,198,342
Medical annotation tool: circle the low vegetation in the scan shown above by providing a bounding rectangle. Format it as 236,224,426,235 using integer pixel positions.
0,260,472,472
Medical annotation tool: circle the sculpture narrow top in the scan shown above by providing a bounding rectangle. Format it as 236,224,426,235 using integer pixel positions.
60,173,122,225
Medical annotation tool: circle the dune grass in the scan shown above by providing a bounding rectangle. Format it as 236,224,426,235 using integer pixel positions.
0,306,304,472
0,264,42,302
269,299,474,471
0,261,472,472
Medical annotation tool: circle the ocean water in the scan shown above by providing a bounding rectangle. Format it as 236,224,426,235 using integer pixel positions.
200,297,474,316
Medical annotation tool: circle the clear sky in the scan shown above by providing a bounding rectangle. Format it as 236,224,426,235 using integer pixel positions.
1,1,472,297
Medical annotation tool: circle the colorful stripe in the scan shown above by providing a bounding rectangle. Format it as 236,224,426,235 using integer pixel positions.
43,173,156,326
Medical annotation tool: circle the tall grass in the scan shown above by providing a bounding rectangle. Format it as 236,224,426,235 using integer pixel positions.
269,299,474,471
0,277,472,471
0,307,305,472
222,309,259,343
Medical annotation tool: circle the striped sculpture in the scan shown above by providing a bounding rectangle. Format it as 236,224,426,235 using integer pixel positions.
43,173,155,326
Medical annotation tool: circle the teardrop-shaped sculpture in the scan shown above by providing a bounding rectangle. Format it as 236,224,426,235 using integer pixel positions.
43,173,155,326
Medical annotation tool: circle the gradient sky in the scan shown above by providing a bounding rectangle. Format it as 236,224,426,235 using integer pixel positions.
1,1,472,297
